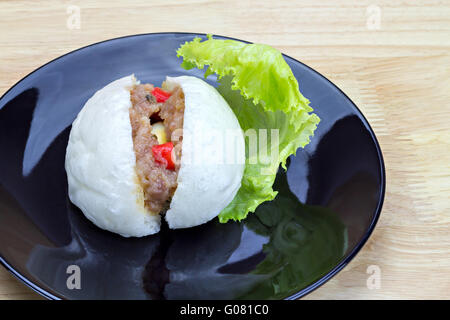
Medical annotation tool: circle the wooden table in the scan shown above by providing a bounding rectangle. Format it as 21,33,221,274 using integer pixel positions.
1,0,449,300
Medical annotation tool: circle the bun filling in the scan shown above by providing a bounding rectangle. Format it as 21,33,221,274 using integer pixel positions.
129,83,185,214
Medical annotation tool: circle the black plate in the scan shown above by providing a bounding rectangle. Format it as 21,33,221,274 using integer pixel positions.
0,33,385,300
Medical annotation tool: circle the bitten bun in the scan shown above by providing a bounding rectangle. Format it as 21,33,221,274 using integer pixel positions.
65,75,245,237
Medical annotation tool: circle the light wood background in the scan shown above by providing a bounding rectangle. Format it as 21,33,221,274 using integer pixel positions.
0,0,449,300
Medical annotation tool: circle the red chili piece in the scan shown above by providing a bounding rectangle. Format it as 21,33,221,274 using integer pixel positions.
152,142,175,170
151,87,171,103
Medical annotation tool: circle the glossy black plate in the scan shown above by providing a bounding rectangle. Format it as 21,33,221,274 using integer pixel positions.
0,33,385,300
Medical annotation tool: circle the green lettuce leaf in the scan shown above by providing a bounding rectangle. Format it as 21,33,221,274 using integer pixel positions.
177,35,320,222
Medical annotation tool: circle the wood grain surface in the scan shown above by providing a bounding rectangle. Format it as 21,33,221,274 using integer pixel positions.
0,0,449,300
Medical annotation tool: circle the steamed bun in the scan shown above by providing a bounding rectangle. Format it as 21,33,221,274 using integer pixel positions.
65,75,244,237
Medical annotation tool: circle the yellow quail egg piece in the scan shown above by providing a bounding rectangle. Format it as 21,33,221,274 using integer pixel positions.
151,121,167,144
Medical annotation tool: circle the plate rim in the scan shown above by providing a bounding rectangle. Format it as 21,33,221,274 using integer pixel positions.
0,32,386,300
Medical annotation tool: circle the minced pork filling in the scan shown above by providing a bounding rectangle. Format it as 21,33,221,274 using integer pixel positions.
129,83,185,214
